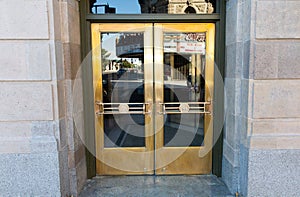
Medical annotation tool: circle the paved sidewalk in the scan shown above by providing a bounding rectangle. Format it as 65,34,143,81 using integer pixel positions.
79,175,234,197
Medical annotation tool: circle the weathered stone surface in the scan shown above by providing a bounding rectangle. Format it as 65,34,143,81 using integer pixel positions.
224,114,239,149
0,138,30,154
252,80,300,118
247,149,300,196
225,78,241,116
59,118,68,149
0,42,51,80
278,41,300,78
61,2,81,44
226,42,243,79
222,155,239,194
250,136,300,149
0,83,53,121
63,43,82,80
240,79,250,118
254,41,278,79
254,41,300,79
0,153,61,196
252,119,300,136
0,121,58,153
55,41,65,81
59,146,71,197
31,121,56,137
226,0,238,45
58,80,66,118
256,1,300,39
223,140,239,167
0,122,31,138
0,0,49,39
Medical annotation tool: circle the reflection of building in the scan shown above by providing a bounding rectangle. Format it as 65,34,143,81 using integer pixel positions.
116,33,144,57
139,0,214,14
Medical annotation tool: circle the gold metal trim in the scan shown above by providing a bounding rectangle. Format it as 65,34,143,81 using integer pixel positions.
95,102,151,115
158,102,211,114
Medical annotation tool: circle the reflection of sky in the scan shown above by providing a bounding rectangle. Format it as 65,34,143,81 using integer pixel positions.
102,33,118,59
94,0,141,14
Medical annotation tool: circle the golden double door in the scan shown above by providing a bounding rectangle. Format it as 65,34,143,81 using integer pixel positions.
92,23,215,175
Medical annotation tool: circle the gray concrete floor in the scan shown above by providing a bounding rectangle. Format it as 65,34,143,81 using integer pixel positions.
79,175,234,197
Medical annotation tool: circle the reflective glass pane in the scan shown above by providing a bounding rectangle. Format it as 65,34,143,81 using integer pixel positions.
163,32,206,147
101,32,145,147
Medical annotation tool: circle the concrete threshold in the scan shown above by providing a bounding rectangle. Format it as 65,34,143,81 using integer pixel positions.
79,175,234,197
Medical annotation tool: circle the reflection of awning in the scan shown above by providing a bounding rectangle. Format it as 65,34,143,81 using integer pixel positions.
117,48,144,58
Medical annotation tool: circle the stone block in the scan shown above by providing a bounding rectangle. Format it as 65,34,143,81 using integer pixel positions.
225,78,241,116
66,80,74,117
59,146,71,196
239,144,249,196
278,41,300,79
252,80,300,118
241,0,251,41
31,121,56,137
63,0,79,11
0,122,31,138
75,157,87,194
53,0,62,41
223,140,239,167
240,79,250,118
250,136,300,149
242,41,250,79
61,2,69,43
252,119,300,136
254,41,278,79
30,136,58,153
254,41,300,79
0,42,51,80
0,121,58,154
222,155,239,194
0,0,49,39
0,83,53,121
225,78,235,115
61,3,81,44
0,138,30,154
256,1,300,39
63,43,82,80
0,153,61,196
58,80,66,118
247,149,300,196
224,114,239,149
225,43,237,79
70,43,82,79
59,118,68,149
55,41,65,81
226,0,238,45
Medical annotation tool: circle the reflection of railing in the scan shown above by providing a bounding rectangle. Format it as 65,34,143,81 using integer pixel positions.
158,102,211,114
96,102,151,115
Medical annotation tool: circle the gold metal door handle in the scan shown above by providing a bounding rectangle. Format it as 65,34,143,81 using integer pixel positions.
158,102,211,114
95,101,151,115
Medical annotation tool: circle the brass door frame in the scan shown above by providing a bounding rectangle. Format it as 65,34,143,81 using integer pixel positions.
92,23,216,175
154,23,215,174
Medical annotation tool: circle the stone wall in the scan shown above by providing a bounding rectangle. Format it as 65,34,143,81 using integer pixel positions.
0,0,86,196
58,0,87,195
224,0,300,196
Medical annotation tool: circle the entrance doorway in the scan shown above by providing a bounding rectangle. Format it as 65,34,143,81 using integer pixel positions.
92,23,215,175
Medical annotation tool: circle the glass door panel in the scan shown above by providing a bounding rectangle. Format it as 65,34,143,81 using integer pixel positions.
101,32,146,148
